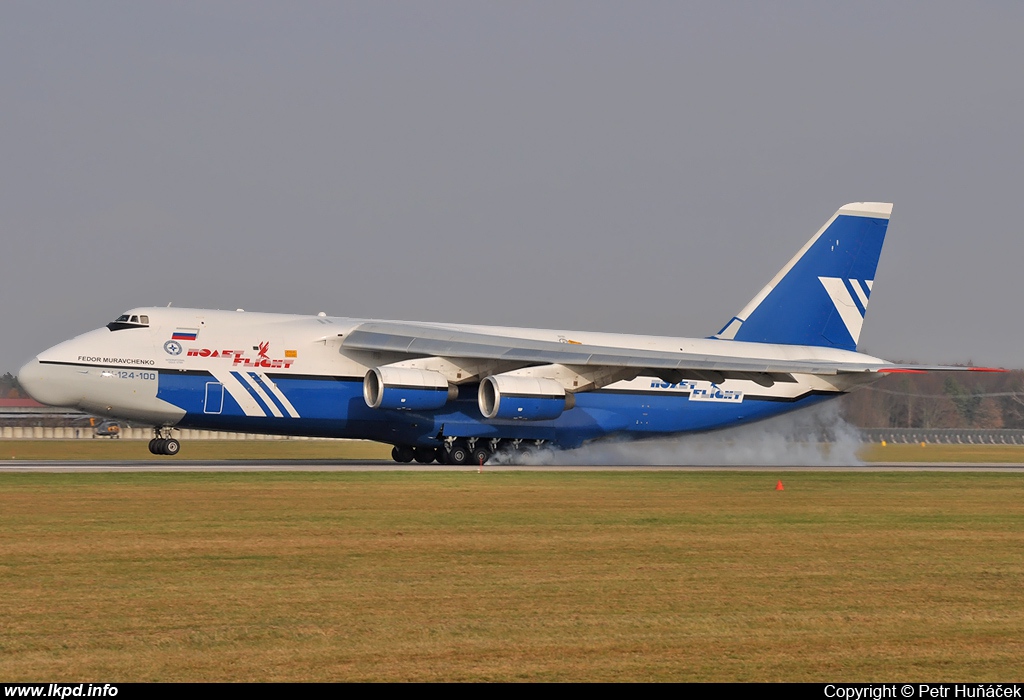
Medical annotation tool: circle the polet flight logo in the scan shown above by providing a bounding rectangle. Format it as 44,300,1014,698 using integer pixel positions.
185,341,297,369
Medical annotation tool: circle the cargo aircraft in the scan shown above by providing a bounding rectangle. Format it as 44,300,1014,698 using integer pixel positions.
17,203,998,463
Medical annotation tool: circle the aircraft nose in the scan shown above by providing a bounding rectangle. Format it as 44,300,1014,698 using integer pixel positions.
18,358,79,408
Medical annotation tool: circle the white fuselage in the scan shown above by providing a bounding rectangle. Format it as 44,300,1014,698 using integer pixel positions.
18,307,886,448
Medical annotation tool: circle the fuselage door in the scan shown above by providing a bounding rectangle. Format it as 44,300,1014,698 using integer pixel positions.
204,382,224,414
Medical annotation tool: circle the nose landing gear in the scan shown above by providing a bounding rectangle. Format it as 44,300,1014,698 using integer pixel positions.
148,429,180,456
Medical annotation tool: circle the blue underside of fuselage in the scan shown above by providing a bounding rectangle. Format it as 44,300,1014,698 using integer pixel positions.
155,372,836,449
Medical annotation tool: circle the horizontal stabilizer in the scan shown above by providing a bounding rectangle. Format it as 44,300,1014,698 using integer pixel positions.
866,366,1007,375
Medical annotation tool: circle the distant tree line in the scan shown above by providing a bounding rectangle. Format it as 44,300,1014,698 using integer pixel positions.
840,370,1024,429
0,372,23,399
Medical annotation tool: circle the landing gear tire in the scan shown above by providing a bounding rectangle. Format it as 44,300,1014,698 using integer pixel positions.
148,437,179,455
413,447,435,464
470,446,491,466
447,440,471,465
391,445,415,463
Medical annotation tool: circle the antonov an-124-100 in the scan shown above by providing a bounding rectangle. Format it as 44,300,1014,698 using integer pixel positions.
18,203,1001,463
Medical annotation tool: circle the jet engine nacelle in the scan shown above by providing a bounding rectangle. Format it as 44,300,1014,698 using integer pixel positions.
364,367,457,410
478,375,575,421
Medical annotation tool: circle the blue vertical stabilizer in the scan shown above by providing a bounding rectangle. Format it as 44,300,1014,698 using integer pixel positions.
713,202,891,351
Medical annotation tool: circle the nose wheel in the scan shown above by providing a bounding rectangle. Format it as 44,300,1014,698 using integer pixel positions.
149,430,181,456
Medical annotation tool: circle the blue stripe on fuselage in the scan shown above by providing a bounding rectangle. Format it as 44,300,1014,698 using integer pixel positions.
154,370,838,448
157,371,247,417
231,371,275,416
248,372,290,416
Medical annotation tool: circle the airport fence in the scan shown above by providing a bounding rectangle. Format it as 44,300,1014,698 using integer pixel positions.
0,425,336,441
860,428,1024,445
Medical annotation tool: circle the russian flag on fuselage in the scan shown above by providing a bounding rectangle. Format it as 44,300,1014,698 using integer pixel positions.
171,328,199,341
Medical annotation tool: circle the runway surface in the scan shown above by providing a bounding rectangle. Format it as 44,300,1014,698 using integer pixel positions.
2,460,1024,472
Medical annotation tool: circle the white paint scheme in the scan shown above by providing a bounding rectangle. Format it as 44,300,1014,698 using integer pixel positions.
497,364,636,393
18,304,894,422
383,356,513,385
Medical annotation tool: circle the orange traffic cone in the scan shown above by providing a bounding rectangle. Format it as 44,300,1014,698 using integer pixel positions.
775,480,784,491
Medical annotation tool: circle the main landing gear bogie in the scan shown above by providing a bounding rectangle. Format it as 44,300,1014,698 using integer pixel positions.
413,447,436,464
389,438,549,465
391,445,415,463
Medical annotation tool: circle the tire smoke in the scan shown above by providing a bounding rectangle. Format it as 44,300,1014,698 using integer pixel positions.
498,402,864,466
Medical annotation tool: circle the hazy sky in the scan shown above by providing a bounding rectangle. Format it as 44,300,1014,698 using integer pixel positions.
3,2,1023,371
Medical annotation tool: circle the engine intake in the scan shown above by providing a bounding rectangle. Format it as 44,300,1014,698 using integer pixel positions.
364,367,457,410
478,375,575,421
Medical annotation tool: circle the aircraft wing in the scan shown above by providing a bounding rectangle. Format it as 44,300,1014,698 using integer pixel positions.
339,321,933,382
342,321,1005,383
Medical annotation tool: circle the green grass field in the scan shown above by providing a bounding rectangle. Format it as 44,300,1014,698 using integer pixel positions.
0,439,393,461
1,472,1022,681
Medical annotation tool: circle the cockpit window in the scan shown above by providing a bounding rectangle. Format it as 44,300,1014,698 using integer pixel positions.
106,313,150,332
